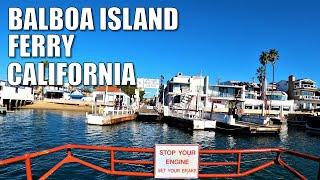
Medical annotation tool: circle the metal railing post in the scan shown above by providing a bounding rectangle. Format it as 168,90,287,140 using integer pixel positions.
67,148,72,157
110,150,115,172
25,154,33,180
237,153,241,174
275,152,281,164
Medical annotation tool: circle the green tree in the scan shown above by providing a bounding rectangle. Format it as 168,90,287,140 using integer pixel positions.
118,85,145,101
118,85,136,96
257,49,280,100
256,66,266,86
139,90,145,100
267,49,279,93
259,51,269,99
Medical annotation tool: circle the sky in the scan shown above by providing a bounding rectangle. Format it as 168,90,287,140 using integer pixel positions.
1,0,320,91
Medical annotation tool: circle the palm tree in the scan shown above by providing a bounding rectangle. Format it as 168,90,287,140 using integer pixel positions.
267,49,279,93
259,51,269,99
256,66,265,86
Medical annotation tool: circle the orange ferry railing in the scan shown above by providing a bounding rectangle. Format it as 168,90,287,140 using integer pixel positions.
0,144,319,179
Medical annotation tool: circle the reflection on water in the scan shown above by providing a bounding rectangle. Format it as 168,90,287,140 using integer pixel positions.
227,135,236,149
0,116,4,125
0,110,319,179
279,124,289,144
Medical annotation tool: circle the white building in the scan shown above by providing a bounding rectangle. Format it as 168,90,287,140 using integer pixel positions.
162,73,294,115
277,75,320,110
43,86,69,99
208,83,294,115
163,73,209,110
0,81,34,109
92,86,131,108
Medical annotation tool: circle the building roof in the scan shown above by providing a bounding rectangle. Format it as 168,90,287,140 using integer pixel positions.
95,86,121,93
296,78,316,83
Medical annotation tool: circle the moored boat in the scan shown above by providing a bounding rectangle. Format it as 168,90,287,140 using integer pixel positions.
287,113,312,127
306,115,320,131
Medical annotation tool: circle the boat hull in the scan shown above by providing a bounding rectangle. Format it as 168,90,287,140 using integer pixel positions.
306,116,320,131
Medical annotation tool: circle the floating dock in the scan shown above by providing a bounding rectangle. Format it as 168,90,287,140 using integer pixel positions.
213,119,281,134
86,113,137,125
205,113,281,134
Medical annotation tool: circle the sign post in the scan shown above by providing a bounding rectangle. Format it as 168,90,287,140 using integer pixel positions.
154,144,199,179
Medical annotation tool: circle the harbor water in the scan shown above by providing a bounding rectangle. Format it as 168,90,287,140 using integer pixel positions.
0,110,319,179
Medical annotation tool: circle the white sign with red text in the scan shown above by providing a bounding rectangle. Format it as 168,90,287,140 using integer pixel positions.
154,144,199,179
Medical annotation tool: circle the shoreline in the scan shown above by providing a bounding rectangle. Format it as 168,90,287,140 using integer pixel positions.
21,101,92,112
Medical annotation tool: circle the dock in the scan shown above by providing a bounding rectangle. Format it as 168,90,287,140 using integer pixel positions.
136,105,161,121
86,113,137,125
86,107,137,126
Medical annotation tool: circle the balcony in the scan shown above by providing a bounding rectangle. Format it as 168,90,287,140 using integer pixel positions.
295,84,316,89
299,95,320,100
211,92,241,99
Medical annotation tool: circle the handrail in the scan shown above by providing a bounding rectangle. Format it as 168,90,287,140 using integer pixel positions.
0,144,319,179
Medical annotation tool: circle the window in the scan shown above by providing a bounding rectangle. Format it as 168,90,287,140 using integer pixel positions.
173,95,181,103
0,86,2,91
301,91,314,96
254,105,260,110
283,106,290,111
95,94,104,101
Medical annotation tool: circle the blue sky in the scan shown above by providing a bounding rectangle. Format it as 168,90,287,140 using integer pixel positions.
1,0,320,88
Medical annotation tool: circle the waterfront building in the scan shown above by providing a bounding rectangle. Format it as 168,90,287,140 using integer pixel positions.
43,85,69,99
208,82,294,115
277,75,320,110
162,72,209,110
92,86,131,107
162,74,294,115
0,80,34,109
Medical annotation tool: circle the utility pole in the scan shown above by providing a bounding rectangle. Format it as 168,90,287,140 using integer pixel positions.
160,75,165,110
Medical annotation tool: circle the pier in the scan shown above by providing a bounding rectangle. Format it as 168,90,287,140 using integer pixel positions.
136,105,161,121
86,113,137,125
86,108,137,126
